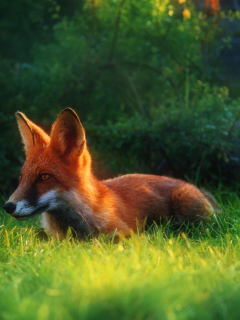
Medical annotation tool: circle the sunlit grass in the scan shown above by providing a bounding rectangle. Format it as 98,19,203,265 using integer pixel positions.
1,192,240,319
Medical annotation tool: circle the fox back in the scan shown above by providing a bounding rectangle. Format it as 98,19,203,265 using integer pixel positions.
3,108,218,239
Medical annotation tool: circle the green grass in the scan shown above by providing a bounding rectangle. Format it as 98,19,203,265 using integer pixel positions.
1,192,240,320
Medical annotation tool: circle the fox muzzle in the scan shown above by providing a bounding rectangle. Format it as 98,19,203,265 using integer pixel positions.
3,202,16,215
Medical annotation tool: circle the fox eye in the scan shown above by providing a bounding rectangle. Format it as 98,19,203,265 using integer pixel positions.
40,173,52,181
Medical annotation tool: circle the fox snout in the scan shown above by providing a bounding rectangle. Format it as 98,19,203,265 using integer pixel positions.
3,202,16,215
3,190,62,221
3,198,51,220
3,200,33,220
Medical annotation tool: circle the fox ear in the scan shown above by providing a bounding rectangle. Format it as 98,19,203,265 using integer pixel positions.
16,112,50,157
50,108,86,161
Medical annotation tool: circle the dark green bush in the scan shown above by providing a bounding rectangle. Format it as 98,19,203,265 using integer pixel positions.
0,0,85,61
0,0,228,122
87,83,240,186
1,0,240,196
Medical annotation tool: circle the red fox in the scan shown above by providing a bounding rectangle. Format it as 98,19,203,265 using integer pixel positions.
3,108,218,240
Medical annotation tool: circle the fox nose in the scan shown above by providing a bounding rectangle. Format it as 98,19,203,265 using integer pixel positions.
3,202,16,214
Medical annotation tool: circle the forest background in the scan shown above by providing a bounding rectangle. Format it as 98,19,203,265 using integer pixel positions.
1,0,240,195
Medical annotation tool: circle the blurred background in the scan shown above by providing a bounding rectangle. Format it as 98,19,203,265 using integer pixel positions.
1,0,240,196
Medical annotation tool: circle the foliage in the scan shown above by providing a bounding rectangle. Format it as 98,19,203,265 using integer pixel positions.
0,0,85,61
1,0,240,194
87,83,240,186
1,194,240,319
0,0,229,121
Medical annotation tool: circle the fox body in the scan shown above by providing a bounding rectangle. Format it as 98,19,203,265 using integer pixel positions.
4,108,217,239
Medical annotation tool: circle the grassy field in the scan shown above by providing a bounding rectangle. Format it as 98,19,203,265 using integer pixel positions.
1,191,240,320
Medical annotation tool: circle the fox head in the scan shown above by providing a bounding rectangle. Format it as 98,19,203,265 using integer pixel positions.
3,108,91,220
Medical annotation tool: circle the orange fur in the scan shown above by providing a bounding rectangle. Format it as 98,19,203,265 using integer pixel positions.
3,108,218,239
